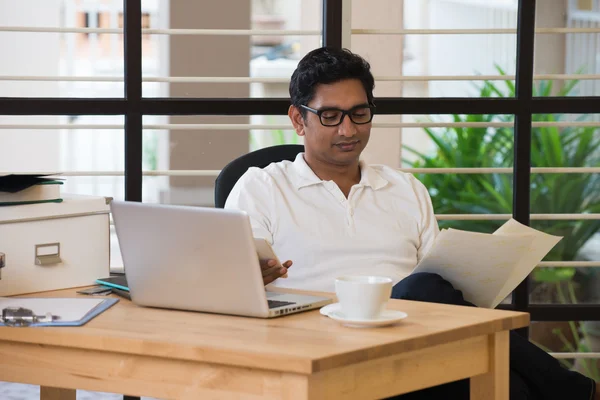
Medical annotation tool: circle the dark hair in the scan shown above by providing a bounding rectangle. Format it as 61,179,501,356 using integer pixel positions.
289,47,375,114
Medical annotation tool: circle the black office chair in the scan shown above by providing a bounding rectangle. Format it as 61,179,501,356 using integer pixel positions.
214,144,305,208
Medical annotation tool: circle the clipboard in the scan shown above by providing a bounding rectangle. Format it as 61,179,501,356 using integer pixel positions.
0,297,118,327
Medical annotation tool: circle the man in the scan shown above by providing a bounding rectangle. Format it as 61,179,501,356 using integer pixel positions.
225,47,598,400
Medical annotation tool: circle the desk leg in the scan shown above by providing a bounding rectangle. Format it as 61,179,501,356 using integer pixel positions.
470,331,509,400
40,387,76,400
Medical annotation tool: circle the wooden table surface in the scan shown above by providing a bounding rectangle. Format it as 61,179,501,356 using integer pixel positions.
0,287,529,400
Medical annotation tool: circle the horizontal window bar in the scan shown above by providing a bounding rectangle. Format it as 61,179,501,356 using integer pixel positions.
4,121,600,130
352,27,600,35
0,26,124,34
0,98,128,115
550,352,600,359
147,77,290,83
145,28,321,36
0,97,598,117
147,98,520,116
0,124,128,130
0,76,125,82
3,26,600,36
0,26,321,36
374,75,532,82
0,97,545,116
400,167,600,174
373,97,598,115
196,74,600,83
0,171,219,177
525,304,600,321
4,74,600,83
0,76,291,83
6,167,600,176
0,96,600,115
437,214,600,221
532,97,600,114
3,168,599,176
369,74,600,82
538,261,600,268
141,122,599,129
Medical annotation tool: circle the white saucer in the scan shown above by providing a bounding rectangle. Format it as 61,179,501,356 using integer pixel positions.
320,303,408,328
320,302,341,316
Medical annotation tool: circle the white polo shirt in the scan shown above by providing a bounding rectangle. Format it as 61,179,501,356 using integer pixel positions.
225,153,439,293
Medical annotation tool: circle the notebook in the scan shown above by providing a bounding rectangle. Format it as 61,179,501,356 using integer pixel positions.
0,174,64,206
410,219,562,308
0,297,118,327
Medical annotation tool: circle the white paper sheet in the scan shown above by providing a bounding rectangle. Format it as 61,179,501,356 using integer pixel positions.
0,298,105,322
410,219,562,308
491,219,563,307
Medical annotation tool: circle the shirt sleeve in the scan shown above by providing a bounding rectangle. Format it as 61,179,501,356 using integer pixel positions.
411,176,440,262
224,167,275,244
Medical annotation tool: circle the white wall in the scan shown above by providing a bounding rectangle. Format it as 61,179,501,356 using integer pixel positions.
428,0,518,97
351,0,404,168
0,0,62,172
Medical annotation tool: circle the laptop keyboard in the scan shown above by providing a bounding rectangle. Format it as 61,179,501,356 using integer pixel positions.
268,299,296,309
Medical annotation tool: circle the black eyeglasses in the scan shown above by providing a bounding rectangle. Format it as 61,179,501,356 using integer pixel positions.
300,104,375,127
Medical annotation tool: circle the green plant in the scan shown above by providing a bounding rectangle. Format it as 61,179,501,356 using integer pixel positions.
532,281,600,381
404,68,600,301
272,128,301,145
143,131,158,171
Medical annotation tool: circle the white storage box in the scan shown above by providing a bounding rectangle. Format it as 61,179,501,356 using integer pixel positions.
0,195,110,296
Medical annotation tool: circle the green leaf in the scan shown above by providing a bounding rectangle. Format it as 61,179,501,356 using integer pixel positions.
533,268,576,283
494,65,516,95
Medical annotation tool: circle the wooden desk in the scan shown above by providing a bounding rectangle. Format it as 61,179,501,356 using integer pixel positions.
0,288,528,400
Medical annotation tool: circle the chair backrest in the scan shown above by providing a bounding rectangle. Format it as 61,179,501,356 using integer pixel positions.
214,144,305,208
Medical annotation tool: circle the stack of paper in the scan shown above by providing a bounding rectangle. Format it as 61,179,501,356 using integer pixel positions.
411,219,562,308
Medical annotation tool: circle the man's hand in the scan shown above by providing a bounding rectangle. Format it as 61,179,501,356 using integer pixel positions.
260,259,292,285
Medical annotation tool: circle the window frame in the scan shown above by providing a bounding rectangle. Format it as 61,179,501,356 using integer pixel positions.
0,0,599,335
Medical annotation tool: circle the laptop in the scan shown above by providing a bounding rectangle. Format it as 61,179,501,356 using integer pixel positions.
110,200,332,318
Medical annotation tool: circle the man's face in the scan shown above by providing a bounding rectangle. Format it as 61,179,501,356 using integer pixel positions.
289,78,372,167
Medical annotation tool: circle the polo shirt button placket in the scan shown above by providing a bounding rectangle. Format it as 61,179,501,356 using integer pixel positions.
346,206,355,230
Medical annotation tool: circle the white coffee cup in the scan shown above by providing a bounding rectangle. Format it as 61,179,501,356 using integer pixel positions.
335,275,393,320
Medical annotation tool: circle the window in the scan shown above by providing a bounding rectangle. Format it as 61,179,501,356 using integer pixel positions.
0,0,598,386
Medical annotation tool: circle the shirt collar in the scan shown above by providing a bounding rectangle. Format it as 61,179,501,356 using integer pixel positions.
291,153,388,191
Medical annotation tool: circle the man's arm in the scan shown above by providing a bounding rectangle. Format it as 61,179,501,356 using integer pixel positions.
411,176,440,262
224,167,274,243
224,168,291,284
